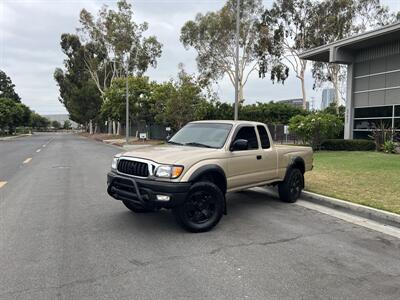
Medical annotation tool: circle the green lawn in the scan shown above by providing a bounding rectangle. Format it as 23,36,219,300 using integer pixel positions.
305,151,400,214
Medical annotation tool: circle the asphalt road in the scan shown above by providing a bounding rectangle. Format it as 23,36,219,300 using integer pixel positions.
1,133,399,299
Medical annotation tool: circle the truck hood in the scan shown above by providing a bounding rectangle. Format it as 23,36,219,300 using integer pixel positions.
121,144,220,165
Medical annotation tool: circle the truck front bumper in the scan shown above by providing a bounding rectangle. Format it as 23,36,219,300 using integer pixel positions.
107,172,190,209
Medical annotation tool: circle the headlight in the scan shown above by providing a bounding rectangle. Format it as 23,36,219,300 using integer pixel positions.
155,165,184,179
111,154,122,170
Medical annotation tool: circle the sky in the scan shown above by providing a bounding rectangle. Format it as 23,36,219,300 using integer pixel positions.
1,0,400,115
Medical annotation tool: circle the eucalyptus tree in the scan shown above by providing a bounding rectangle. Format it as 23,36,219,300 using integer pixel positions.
78,0,162,96
260,0,316,109
54,34,102,134
180,0,286,105
0,70,20,102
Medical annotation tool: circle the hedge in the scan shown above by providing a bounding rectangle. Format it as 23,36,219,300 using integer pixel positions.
321,139,375,151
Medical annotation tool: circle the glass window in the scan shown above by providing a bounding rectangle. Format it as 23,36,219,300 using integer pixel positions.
395,105,400,117
168,123,232,149
354,119,392,130
395,118,400,130
233,126,259,150
354,106,393,118
257,125,270,149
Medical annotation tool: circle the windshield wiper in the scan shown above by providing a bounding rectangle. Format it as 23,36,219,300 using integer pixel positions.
184,142,214,148
167,140,183,145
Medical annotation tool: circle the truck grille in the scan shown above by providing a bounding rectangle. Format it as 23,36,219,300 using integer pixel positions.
117,159,149,177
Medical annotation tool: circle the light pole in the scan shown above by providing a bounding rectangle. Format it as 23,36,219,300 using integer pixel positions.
125,44,137,144
234,0,240,121
126,70,129,144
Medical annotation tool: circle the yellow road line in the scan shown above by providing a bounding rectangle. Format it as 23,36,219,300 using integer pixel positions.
23,157,32,164
0,181,7,189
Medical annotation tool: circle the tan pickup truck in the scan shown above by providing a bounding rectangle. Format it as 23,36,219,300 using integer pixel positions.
107,120,313,232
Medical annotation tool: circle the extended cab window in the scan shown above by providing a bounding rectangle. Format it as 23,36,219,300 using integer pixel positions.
233,126,259,150
257,125,271,149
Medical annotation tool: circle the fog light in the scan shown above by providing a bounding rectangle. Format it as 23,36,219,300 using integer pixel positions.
156,195,170,201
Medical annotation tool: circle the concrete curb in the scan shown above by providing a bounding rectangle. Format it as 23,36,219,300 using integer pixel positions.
301,191,400,229
0,134,32,141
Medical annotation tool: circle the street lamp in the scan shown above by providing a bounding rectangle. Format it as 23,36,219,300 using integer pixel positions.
234,0,240,121
124,44,137,144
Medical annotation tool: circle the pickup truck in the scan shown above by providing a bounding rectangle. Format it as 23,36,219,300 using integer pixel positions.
107,120,313,232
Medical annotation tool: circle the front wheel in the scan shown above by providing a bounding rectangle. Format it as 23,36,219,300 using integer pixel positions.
173,181,224,233
278,168,304,203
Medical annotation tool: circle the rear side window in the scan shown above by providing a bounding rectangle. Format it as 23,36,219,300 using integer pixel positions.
234,126,259,149
257,125,270,149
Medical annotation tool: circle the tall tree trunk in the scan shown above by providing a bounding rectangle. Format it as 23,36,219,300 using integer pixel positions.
112,121,116,135
108,118,112,134
117,122,121,135
94,122,98,134
239,83,244,105
89,120,93,135
300,71,307,110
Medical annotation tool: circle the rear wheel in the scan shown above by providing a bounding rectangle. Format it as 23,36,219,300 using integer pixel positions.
278,168,304,203
122,200,155,213
173,181,224,233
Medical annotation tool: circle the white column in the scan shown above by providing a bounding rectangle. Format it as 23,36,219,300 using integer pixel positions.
344,64,354,139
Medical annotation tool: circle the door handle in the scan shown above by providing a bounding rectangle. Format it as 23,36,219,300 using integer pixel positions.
256,155,262,160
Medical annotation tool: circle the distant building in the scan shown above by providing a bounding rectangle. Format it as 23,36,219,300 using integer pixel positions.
277,98,309,110
321,88,336,110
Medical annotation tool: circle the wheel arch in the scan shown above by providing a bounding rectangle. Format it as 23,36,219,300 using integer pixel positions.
188,164,227,194
288,156,305,174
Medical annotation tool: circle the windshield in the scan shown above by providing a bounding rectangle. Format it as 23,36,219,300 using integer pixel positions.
168,123,232,149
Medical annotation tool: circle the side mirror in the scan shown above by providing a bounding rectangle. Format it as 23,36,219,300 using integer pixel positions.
230,139,248,151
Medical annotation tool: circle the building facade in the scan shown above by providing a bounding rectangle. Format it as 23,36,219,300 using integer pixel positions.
321,88,335,110
300,23,400,139
278,98,309,110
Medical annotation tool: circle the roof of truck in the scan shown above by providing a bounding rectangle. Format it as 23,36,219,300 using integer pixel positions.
190,120,265,126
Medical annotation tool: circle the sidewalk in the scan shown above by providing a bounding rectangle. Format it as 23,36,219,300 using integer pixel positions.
261,187,400,229
0,134,32,141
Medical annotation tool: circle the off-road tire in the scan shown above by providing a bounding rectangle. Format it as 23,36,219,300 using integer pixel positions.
122,200,155,213
173,181,224,233
278,168,304,203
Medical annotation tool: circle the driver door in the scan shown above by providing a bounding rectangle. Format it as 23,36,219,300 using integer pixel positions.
226,125,265,190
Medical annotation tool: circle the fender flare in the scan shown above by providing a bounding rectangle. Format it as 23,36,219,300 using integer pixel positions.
188,164,228,214
283,156,305,188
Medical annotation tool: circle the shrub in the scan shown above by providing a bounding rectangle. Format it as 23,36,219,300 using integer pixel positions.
289,112,343,150
321,139,375,151
382,141,396,154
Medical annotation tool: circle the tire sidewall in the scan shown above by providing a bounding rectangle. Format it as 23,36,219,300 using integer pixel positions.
279,167,304,203
174,181,224,233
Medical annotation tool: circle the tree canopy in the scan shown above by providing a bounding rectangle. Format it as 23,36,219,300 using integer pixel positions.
0,70,21,102
54,34,102,129
180,0,284,104
260,0,316,109
78,0,162,96
0,98,31,132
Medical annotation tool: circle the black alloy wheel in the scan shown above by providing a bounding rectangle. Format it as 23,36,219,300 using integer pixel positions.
289,170,303,200
173,181,224,233
184,190,217,224
278,168,304,203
